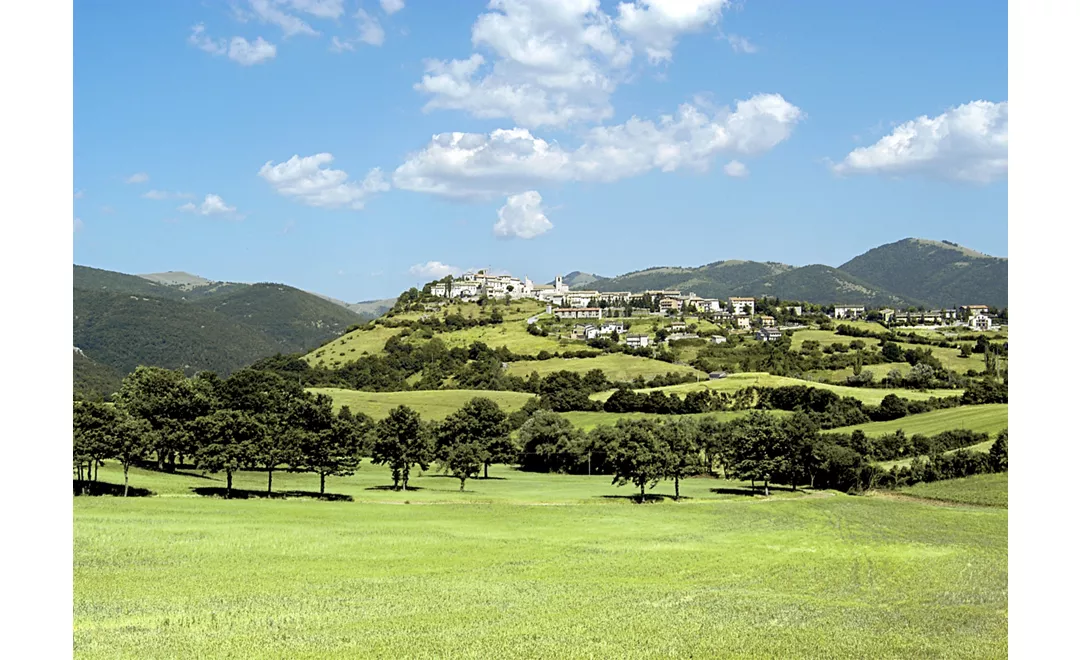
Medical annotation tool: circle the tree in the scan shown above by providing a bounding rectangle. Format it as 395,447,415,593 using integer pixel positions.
437,398,513,480
193,410,264,498
728,411,786,496
989,430,1008,472
73,400,117,487
781,413,819,491
110,411,154,497
371,406,432,490
115,366,209,471
301,407,367,495
517,410,583,473
659,418,702,499
435,429,485,491
609,420,669,501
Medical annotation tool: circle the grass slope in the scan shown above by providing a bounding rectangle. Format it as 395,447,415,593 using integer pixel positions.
310,387,537,420
506,354,703,381
730,264,923,307
838,238,1008,308
559,408,785,431
898,472,1008,508
832,404,1008,437
585,259,791,298
75,463,1007,659
304,325,405,367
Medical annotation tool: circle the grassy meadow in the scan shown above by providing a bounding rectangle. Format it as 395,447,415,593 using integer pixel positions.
506,353,704,381
310,387,536,421
74,461,1007,659
831,404,1008,437
898,472,1008,508
557,408,782,431
304,325,402,367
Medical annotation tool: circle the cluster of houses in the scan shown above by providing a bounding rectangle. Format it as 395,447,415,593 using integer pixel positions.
833,303,1000,331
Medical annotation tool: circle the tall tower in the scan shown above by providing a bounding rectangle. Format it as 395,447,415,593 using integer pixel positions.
556,274,565,292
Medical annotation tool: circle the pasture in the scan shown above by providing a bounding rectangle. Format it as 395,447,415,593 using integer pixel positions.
408,321,580,355
506,353,703,381
310,387,536,421
304,325,402,367
74,462,1007,659
831,404,1008,437
898,472,1008,508
557,408,779,431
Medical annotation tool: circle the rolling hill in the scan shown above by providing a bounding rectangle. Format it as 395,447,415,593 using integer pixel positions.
838,238,1008,308
576,238,1006,307
74,265,369,381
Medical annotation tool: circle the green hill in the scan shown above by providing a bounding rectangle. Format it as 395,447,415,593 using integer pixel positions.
729,264,926,307
73,349,124,401
838,238,1007,308
74,265,369,380
583,260,790,298
553,271,601,288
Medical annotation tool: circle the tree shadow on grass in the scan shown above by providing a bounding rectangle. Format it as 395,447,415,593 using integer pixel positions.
598,493,676,504
191,487,352,502
709,487,761,497
364,485,425,492
73,480,153,497
424,474,508,481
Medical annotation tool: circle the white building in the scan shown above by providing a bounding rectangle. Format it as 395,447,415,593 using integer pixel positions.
729,297,756,316
755,327,782,342
710,335,728,344
625,334,650,348
554,307,602,320
759,315,777,327
735,315,752,329
599,291,631,305
599,323,626,335
785,305,803,317
564,291,600,308
833,304,866,319
969,313,993,331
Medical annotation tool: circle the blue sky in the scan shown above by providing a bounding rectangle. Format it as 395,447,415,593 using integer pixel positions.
73,0,1007,302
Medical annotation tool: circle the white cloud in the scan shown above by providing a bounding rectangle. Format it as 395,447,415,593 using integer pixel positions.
831,100,1008,183
73,217,84,232
247,0,320,36
329,36,355,52
394,93,803,199
285,0,346,19
189,23,227,55
125,172,149,184
723,159,748,177
180,194,240,217
494,191,553,239
616,0,729,63
409,261,463,279
356,9,385,46
380,0,405,15
259,153,390,209
142,190,194,200
229,36,277,65
722,32,757,53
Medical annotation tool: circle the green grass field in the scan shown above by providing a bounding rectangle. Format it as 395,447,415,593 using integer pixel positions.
304,325,403,367
74,462,1007,659
410,322,581,355
591,372,962,406
898,472,1008,508
790,329,868,351
558,408,782,431
310,387,536,420
804,361,913,383
506,353,703,381
831,404,1008,437
895,341,987,373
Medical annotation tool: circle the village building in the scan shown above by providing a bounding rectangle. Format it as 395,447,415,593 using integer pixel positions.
833,304,865,319
969,313,993,331
554,307,602,320
735,315,752,329
785,305,803,316
665,332,699,342
759,315,776,327
564,291,600,308
755,327,783,342
599,291,631,305
599,322,626,335
659,297,682,313
625,334,650,348
961,304,990,319
709,335,728,344
668,322,687,332
644,289,682,298
729,297,756,316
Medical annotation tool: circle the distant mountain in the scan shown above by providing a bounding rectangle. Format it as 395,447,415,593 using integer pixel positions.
345,298,397,317
74,265,370,380
572,238,1005,307
730,264,926,307
551,271,601,288
73,349,124,401
581,260,791,299
837,238,1007,308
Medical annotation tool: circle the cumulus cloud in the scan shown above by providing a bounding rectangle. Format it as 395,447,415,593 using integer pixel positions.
356,9,385,46
246,0,322,36
394,93,803,199
125,172,149,184
723,160,748,177
179,194,241,217
617,0,729,63
831,100,1008,183
380,0,405,15
722,32,757,53
258,153,390,210
409,261,463,279
494,191,553,239
189,24,277,65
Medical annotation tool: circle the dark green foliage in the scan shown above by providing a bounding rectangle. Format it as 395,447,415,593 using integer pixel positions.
517,410,584,473
192,410,265,498
838,238,1008,308
608,419,669,500
658,418,702,499
371,406,433,490
73,351,124,402
989,430,1008,472
436,397,514,482
728,411,788,495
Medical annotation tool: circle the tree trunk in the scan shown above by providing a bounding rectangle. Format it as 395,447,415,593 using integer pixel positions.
158,452,165,471
675,475,681,500
123,464,130,497
639,482,645,501
226,471,233,499
402,467,410,491
320,473,326,495
764,480,770,497
93,461,98,482
459,477,466,491
267,468,273,495
484,461,489,479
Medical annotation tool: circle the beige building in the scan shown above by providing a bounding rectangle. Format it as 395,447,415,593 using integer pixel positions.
729,297,755,316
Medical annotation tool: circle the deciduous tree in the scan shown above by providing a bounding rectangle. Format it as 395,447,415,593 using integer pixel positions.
371,406,432,490
193,410,264,498
609,420,669,501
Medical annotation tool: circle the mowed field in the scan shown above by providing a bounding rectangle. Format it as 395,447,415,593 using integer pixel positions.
310,387,536,420
831,404,1008,437
304,325,402,367
506,353,703,381
74,462,1007,659
558,408,785,431
898,472,1008,508
591,372,962,405
409,322,581,355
